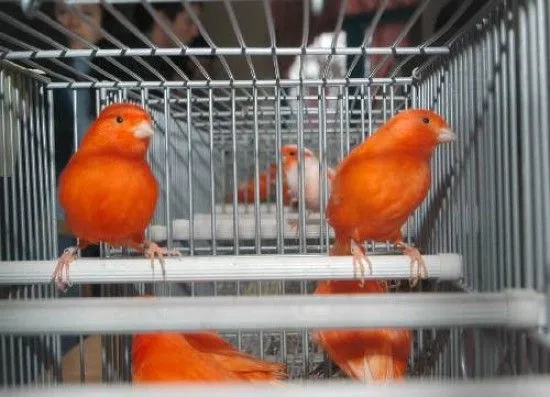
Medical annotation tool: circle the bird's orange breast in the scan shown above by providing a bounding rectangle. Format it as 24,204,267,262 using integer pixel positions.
58,153,159,246
327,154,431,242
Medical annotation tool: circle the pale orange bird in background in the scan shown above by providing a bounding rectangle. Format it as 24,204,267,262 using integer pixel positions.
53,102,179,290
326,109,455,286
281,144,335,233
132,331,287,383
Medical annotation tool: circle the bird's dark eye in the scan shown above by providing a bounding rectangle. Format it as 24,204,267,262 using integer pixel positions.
116,116,124,123
422,117,430,124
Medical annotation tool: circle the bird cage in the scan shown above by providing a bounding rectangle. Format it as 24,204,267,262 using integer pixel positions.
0,0,549,395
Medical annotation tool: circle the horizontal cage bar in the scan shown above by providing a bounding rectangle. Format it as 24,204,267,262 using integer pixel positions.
4,377,550,397
0,290,544,334
0,254,462,284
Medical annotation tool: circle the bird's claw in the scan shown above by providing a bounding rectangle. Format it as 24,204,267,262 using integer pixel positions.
287,219,299,238
350,241,372,286
400,244,428,288
143,241,181,279
52,246,78,292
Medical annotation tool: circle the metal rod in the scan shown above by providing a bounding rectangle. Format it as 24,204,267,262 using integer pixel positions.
0,289,543,334
46,77,415,89
0,253,461,284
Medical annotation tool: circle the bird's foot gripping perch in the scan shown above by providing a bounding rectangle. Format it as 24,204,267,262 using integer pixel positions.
397,241,428,288
350,240,373,286
143,241,181,280
52,246,79,292
287,218,299,237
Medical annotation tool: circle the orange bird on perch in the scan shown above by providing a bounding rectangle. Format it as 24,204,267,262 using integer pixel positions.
326,108,455,286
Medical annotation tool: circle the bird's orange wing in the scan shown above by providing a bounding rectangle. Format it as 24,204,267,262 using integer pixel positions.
184,332,287,381
312,279,412,382
326,154,430,242
132,332,243,383
132,331,287,383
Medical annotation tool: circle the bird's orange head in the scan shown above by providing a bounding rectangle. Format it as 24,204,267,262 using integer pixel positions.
369,108,455,158
281,144,315,166
79,102,155,158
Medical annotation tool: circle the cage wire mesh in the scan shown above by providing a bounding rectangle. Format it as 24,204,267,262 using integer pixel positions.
0,0,549,393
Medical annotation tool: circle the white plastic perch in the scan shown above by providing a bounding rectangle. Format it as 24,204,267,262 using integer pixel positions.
3,376,550,397
0,253,462,284
0,289,544,334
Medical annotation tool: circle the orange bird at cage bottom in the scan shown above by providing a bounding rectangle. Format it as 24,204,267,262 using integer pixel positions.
53,102,180,291
326,108,456,287
311,239,412,383
132,331,287,383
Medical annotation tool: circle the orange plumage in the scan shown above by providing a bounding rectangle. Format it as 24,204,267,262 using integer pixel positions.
312,279,412,382
312,239,412,382
227,162,293,205
326,108,455,285
53,102,178,290
132,331,287,383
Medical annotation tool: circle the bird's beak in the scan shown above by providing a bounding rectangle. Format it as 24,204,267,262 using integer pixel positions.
437,127,456,143
133,121,154,139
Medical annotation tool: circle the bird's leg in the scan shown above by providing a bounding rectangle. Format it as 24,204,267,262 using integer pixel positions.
287,211,310,238
51,246,79,292
142,241,181,280
350,240,373,286
396,241,428,288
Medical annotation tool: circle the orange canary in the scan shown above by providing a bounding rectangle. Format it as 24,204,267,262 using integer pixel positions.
132,331,287,383
326,109,455,286
312,278,412,382
53,103,179,290
227,162,293,205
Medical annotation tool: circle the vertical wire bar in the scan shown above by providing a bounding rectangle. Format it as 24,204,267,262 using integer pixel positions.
493,12,505,291
275,86,284,254
231,88,240,254
253,85,261,253
534,0,550,295
344,86,350,154
72,90,78,152
506,1,521,291
338,86,344,160
31,287,38,385
79,335,85,382
163,88,173,250
20,80,34,260
17,288,24,385
360,84,366,142
456,48,465,281
389,84,395,116
535,0,550,329
297,84,306,252
8,75,20,260
320,86,330,251
140,90,152,246
208,89,217,254
487,19,497,294
0,71,10,260
518,1,533,289
187,88,195,255
14,75,28,261
29,80,40,259
47,89,58,258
